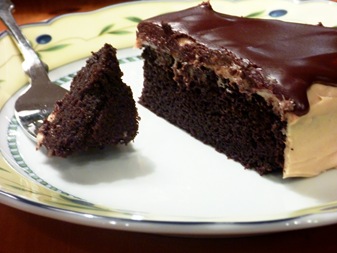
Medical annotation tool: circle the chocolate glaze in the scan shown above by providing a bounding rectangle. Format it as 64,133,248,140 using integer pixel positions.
138,2,337,115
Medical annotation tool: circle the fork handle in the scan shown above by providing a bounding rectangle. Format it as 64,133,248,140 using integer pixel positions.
0,0,49,81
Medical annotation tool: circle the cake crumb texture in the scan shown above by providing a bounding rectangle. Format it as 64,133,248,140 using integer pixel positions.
37,43,139,157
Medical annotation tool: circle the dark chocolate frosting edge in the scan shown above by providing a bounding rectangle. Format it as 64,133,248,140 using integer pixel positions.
137,2,337,116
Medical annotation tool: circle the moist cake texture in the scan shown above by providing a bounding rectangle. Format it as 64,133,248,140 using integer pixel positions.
37,43,139,157
136,2,337,177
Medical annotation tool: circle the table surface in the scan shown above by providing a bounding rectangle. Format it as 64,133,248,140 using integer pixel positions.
1,1,337,252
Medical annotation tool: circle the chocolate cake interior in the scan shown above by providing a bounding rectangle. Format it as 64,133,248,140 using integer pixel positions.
140,47,286,174
37,44,139,157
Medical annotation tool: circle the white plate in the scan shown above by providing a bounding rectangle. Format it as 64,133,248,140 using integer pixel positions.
1,0,337,237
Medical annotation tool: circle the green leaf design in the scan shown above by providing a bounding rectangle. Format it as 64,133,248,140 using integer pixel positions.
38,44,70,52
9,184,38,194
7,185,24,191
245,10,265,18
60,194,95,207
0,167,9,172
60,194,110,211
108,30,131,35
126,16,142,23
99,24,115,36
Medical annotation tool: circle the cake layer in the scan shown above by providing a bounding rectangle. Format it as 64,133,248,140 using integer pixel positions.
140,47,286,174
37,44,139,157
137,2,337,177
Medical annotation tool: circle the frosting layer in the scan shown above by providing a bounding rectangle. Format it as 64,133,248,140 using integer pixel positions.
139,2,337,116
284,84,337,177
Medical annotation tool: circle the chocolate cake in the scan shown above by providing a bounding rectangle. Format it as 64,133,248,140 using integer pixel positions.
37,43,139,157
136,2,337,177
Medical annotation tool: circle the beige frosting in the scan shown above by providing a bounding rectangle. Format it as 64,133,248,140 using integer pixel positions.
283,83,337,178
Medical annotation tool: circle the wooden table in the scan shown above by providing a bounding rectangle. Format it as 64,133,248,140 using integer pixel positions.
1,1,337,252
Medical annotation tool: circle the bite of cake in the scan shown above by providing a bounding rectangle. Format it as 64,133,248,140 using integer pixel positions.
136,2,337,178
36,43,139,157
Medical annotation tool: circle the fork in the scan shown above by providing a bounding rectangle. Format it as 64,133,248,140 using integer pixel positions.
0,0,67,141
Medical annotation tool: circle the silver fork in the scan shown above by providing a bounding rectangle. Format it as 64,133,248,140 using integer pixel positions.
0,0,67,141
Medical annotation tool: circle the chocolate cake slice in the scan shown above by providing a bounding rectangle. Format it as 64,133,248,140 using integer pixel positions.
37,43,139,157
136,2,337,178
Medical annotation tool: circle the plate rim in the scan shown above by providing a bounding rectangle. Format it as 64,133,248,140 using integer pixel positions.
1,0,337,236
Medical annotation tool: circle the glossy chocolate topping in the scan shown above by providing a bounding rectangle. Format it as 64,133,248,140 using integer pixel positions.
140,2,337,115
